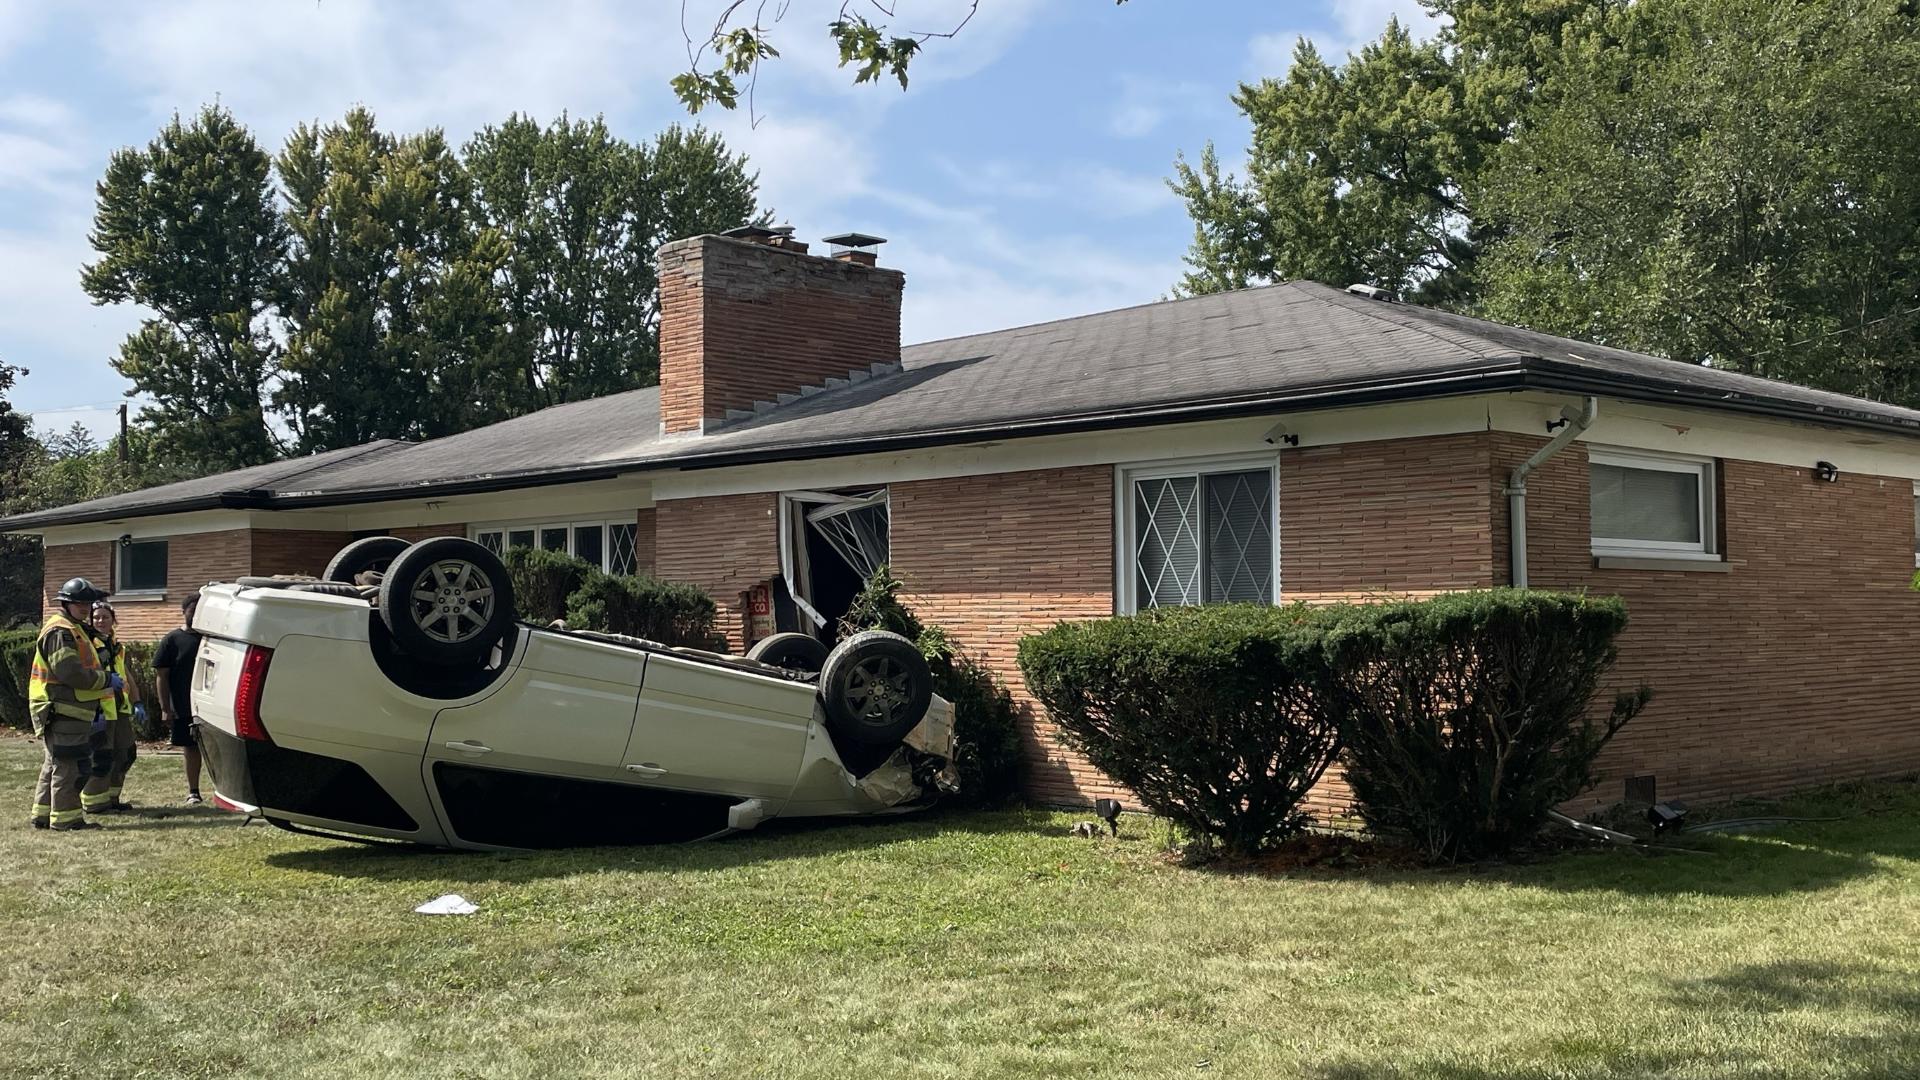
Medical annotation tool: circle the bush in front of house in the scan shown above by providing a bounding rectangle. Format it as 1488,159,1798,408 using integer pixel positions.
565,572,719,649
1018,603,1341,857
1314,589,1650,862
503,546,598,625
841,567,1025,808
0,625,35,731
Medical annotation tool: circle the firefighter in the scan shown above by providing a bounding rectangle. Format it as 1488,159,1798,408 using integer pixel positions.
79,601,142,814
28,578,120,831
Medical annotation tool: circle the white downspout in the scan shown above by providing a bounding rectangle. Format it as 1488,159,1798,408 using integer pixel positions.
1507,397,1598,589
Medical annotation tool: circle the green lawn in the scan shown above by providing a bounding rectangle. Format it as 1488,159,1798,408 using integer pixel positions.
2,737,1918,1079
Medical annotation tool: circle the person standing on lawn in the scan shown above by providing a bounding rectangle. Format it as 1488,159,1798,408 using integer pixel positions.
152,594,204,805
79,601,143,814
27,578,118,831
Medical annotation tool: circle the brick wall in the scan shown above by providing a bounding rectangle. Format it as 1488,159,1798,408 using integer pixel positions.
44,530,257,641
41,540,112,620
1492,433,1920,808
1281,433,1496,600
633,508,657,576
654,493,780,649
249,530,349,579
890,466,1119,804
657,234,904,433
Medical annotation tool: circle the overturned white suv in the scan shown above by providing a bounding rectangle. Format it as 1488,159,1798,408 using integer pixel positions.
189,536,955,849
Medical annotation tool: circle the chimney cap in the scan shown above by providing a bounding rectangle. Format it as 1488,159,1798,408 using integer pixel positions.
1345,283,1399,303
822,232,887,250
722,224,781,242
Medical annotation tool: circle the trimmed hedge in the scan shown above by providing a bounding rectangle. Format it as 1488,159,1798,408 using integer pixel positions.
504,547,598,626
842,567,1025,808
1020,603,1339,855
1017,591,1649,861
566,573,719,649
0,626,33,732
1317,590,1649,861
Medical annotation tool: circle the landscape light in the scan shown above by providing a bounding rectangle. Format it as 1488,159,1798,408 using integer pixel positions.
1646,802,1689,835
1093,798,1123,837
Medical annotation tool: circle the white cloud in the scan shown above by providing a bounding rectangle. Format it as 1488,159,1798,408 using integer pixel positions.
1106,76,1208,139
91,0,680,144
1248,0,1441,77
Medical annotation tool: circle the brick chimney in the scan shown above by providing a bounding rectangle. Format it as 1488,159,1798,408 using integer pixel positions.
657,228,904,435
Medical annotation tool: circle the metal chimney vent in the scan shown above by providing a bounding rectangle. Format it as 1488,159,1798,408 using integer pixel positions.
1346,283,1399,303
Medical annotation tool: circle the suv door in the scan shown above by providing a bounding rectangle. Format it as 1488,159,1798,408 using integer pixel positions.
620,651,813,800
425,633,645,845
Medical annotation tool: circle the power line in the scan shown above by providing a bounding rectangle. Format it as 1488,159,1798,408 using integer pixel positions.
1734,303,1920,364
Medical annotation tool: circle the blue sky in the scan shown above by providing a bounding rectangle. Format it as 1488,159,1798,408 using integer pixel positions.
0,0,1433,441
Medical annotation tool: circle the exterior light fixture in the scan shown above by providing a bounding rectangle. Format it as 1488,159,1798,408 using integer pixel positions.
1093,798,1123,837
1646,802,1689,835
118,533,133,548
1813,461,1840,483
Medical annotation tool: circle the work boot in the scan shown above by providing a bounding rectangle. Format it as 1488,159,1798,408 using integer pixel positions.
96,801,134,814
50,819,104,831
29,817,48,830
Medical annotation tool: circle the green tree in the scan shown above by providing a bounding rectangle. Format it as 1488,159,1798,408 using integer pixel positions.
0,362,40,626
1475,0,1920,398
1173,19,1504,304
81,105,286,470
1180,0,1920,405
465,117,762,406
275,108,516,449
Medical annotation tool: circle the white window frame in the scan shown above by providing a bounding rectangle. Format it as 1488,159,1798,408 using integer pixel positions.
470,517,641,575
114,538,169,597
1911,480,1919,568
1115,453,1281,614
1588,447,1719,560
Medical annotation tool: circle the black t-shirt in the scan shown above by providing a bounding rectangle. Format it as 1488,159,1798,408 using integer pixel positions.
153,627,202,720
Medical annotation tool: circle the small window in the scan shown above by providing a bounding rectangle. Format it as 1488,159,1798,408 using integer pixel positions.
1911,483,1919,568
609,523,638,576
118,539,168,593
1121,459,1276,611
1590,449,1716,558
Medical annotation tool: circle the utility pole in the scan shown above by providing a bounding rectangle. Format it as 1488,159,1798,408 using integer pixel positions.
116,402,128,463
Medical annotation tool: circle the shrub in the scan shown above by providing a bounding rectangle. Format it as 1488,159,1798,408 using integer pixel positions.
841,567,1025,808
503,546,597,625
1019,603,1340,856
1315,589,1650,861
121,641,161,740
565,572,719,649
0,626,34,732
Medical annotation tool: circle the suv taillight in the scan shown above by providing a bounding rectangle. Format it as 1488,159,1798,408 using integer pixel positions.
234,645,273,742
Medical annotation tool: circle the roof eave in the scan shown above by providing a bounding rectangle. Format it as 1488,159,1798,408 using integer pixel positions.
11,357,1920,532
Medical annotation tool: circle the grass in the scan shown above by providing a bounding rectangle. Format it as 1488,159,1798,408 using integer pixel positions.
2,736,1919,1080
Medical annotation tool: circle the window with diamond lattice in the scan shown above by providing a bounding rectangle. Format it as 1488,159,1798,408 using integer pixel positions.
1128,465,1274,610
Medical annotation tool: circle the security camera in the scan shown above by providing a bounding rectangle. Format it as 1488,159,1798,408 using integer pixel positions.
1262,422,1299,447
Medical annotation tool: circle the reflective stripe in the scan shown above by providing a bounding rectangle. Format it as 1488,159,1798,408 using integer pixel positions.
27,614,106,722
30,802,50,817
80,790,114,810
48,808,84,825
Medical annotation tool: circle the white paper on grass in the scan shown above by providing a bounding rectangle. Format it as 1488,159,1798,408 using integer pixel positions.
414,893,479,915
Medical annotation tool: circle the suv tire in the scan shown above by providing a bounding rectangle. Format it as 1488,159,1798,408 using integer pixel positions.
325,536,411,583
819,630,934,746
378,537,516,666
746,632,831,674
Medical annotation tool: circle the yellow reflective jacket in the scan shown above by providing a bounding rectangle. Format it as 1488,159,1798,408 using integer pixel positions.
27,612,111,727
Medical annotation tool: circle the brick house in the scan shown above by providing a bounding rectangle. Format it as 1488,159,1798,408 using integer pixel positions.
9,226,1920,810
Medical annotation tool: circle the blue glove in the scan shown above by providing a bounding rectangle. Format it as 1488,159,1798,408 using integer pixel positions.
92,707,107,735
107,672,125,693
134,703,148,725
